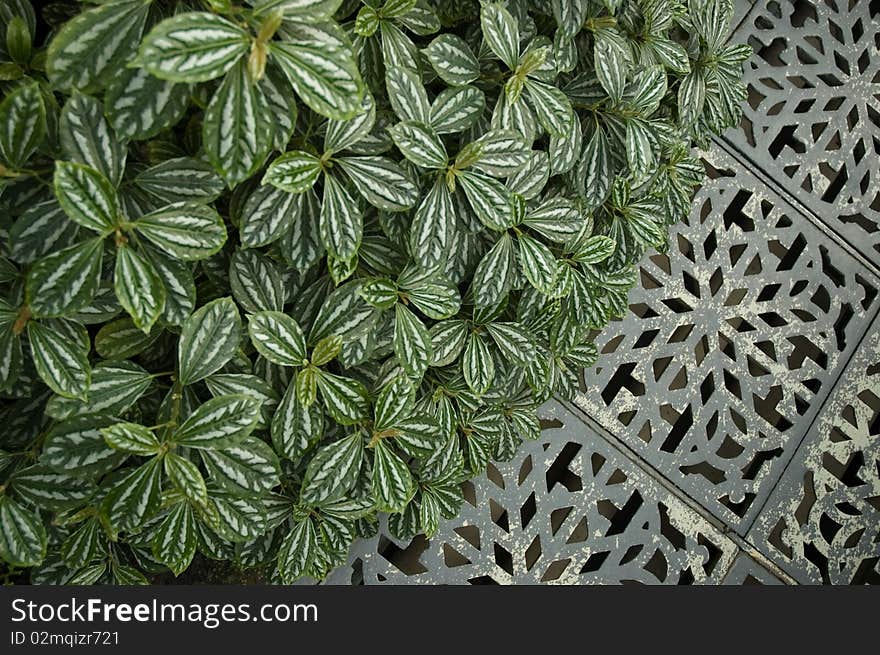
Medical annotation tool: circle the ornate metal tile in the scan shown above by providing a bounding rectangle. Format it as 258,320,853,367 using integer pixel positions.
721,553,786,584
573,146,879,535
325,401,738,585
748,323,880,584
726,0,880,265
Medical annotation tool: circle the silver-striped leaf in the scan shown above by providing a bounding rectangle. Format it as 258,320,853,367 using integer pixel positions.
53,161,119,234
27,320,90,401
113,243,165,334
387,120,447,169
134,202,227,261
337,155,420,211
371,439,414,513
136,12,249,83
300,433,363,506
315,370,369,425
393,303,432,378
46,0,150,92
263,150,322,194
425,34,479,86
320,173,362,260
177,296,242,386
172,394,261,449
26,237,103,318
247,310,307,367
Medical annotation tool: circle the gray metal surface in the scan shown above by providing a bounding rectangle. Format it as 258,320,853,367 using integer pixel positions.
573,146,879,535
323,0,879,585
723,0,880,267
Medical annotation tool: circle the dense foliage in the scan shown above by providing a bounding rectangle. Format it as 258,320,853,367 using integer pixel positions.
0,0,749,583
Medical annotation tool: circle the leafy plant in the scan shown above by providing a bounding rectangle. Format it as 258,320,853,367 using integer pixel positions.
0,0,749,583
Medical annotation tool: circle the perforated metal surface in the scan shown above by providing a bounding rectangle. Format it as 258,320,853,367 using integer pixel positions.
327,402,738,585
724,0,880,266
323,0,879,585
573,146,879,535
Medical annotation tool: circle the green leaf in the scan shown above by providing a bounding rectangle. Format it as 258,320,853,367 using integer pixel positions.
651,37,690,74
472,233,515,308
282,191,324,270
384,66,429,123
247,310,307,367
229,249,284,313
134,202,227,261
315,370,369,425
393,303,432,378
486,322,536,364
101,422,161,456
371,439,414,513
296,366,318,408
374,375,415,430
480,2,519,69
309,280,375,344
463,332,494,394
359,277,398,310
59,93,126,187
324,93,375,152
172,394,261,449
26,237,103,318
8,199,77,265
300,433,363,506
276,518,317,583
27,321,90,401
114,244,165,333
575,128,612,209
573,235,616,264
200,436,280,495
41,415,126,477
594,28,630,103
239,184,298,249
269,35,363,120
271,380,323,460
46,0,150,92
105,67,191,141
8,465,94,511
457,170,514,231
394,414,442,455
429,319,468,366
469,129,530,176
388,120,447,169
95,317,160,361
53,161,119,234
152,501,196,576
405,279,460,320
425,34,479,86
204,373,279,429
517,232,559,293
0,495,46,567
137,12,249,83
135,157,224,204
320,173,362,260
140,244,196,326
103,457,162,531
523,78,573,137
304,337,337,370
0,81,45,168
177,297,241,386
263,150,322,194
337,156,419,211
430,86,485,134
208,489,267,543
203,61,273,187
410,177,455,272
45,360,152,421
61,518,102,569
